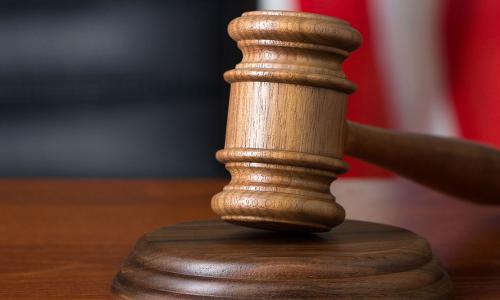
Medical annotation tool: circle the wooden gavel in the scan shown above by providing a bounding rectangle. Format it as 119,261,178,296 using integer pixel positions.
211,11,500,233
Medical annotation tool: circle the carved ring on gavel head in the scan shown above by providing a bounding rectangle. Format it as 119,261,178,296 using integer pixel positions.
212,11,500,233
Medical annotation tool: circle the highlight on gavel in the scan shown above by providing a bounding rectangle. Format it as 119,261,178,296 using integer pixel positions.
211,11,500,233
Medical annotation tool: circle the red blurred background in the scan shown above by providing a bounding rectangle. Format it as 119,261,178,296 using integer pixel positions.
293,0,500,176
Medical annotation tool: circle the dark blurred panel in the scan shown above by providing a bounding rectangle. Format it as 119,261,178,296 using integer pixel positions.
0,0,256,177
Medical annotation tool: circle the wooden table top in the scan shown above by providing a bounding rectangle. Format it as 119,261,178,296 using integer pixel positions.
0,179,499,299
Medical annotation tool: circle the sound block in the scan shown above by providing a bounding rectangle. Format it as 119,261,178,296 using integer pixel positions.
112,220,452,299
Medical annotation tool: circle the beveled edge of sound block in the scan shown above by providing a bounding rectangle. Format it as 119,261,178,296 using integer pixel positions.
112,219,452,299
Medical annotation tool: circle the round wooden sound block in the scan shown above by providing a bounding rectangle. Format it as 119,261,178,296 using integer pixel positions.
112,220,452,299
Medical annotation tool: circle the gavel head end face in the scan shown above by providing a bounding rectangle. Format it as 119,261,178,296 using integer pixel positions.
212,11,361,232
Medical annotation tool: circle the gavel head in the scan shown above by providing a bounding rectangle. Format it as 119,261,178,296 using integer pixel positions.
211,11,362,232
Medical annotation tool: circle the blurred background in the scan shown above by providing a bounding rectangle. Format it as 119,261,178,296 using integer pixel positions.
0,0,498,178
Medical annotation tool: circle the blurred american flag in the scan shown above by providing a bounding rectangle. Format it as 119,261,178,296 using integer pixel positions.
259,0,500,176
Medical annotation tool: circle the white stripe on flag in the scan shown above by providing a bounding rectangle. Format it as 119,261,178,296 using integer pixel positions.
257,0,299,11
369,0,459,136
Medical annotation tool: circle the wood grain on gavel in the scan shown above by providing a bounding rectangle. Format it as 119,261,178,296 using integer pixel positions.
211,11,500,233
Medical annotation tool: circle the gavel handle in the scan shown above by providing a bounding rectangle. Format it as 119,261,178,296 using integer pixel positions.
344,121,500,204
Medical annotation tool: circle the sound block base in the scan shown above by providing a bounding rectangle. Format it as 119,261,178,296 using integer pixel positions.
112,220,452,299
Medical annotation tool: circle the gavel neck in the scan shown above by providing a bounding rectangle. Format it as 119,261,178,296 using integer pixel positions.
344,121,500,204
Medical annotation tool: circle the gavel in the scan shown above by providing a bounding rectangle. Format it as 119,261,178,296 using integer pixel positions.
211,11,500,233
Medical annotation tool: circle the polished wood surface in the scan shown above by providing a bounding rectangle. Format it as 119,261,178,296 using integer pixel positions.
113,219,451,299
346,122,500,204
213,11,360,232
1,179,499,299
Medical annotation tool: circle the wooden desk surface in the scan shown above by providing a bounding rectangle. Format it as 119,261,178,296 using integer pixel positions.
0,179,499,299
